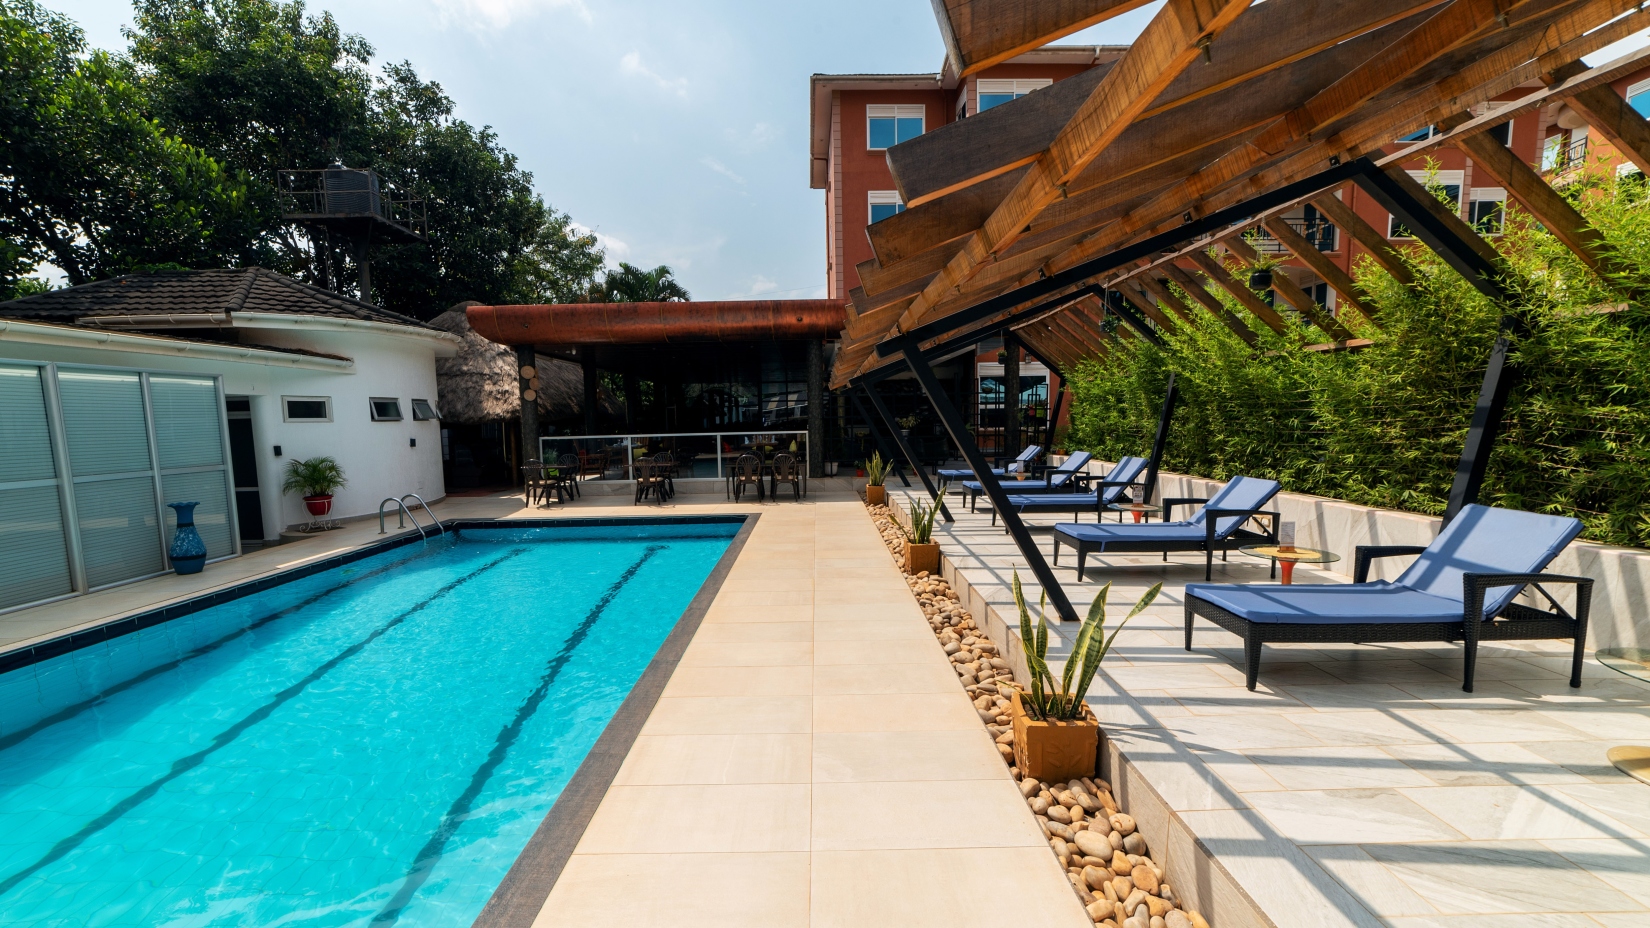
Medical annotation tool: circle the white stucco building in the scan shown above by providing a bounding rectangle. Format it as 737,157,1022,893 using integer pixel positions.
0,268,457,612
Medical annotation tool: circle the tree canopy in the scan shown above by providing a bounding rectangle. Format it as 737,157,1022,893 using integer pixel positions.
1,0,630,316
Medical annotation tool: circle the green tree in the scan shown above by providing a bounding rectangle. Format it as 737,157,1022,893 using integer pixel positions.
603,262,690,302
0,0,256,289
121,0,605,317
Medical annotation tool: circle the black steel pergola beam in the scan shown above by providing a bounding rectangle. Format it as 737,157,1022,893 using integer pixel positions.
875,158,1372,358
1141,373,1178,506
1351,168,1509,303
863,382,954,523
850,287,1106,390
893,334,1079,625
849,388,911,488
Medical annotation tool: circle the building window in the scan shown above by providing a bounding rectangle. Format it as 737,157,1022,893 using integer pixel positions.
1468,101,1514,146
1628,78,1650,118
1469,187,1507,234
977,79,1052,112
369,397,403,421
868,190,905,224
867,105,924,150
283,396,332,422
411,398,441,421
1396,125,1436,143
1389,170,1462,238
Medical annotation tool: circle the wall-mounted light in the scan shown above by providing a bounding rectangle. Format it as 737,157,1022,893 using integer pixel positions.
273,445,283,456
409,438,417,448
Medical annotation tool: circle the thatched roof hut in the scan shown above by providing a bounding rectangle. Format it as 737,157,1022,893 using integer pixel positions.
428,303,585,425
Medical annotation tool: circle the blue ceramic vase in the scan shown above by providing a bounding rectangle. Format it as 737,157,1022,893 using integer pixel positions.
168,501,207,575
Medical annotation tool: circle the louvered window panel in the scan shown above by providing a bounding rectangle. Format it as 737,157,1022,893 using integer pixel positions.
0,365,72,609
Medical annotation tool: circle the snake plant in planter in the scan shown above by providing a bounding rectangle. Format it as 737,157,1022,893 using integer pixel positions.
1007,570,1161,781
863,452,890,506
902,495,941,574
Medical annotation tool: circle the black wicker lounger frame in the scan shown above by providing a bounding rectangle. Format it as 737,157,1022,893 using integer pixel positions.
1052,497,1281,582
1184,545,1594,693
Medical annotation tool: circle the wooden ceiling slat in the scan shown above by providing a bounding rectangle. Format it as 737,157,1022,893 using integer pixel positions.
1135,274,1198,323
1455,127,1613,275
1187,250,1290,334
1115,281,1178,332
1259,215,1381,325
889,0,1256,343
934,0,1153,76
892,2,1432,207
1309,192,1416,284
1222,237,1353,339
1161,263,1259,343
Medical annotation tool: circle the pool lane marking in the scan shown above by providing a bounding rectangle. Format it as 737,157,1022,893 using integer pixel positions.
370,544,667,926
0,547,530,900
0,541,455,754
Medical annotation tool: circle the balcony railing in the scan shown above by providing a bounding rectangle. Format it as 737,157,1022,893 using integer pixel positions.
1248,218,1338,254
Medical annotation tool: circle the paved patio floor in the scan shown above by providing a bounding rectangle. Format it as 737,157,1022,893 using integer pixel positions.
918,482,1650,928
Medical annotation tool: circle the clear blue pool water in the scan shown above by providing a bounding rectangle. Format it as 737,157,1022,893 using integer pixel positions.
0,521,738,927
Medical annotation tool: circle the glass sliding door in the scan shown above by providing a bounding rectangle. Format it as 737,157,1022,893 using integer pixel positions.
0,364,74,610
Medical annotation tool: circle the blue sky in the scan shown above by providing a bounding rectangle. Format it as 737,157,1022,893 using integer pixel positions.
46,0,1161,300
44,1,1650,300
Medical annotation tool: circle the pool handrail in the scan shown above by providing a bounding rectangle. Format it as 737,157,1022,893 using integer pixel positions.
379,497,429,539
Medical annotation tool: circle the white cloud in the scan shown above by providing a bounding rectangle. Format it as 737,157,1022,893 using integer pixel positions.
620,50,688,98
726,277,827,300
428,0,590,30
699,156,745,185
572,222,630,262
725,121,780,154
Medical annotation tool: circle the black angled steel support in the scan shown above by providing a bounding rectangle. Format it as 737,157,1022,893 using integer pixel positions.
1353,164,1519,524
895,336,1079,624
849,388,911,487
1105,290,1166,347
864,382,953,523
1444,331,1514,524
1141,373,1178,506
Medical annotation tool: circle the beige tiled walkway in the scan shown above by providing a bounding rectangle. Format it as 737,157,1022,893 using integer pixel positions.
530,494,1090,928
923,480,1650,928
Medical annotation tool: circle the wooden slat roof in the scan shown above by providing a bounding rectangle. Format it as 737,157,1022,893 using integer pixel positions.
832,0,1650,388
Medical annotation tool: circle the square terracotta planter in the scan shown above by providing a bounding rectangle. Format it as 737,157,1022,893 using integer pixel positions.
865,485,887,506
904,540,939,574
1009,690,1100,782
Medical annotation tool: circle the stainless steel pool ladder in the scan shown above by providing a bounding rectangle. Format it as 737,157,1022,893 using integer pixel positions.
378,494,436,538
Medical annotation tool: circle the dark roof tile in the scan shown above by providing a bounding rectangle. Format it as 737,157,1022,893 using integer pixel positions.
0,268,434,330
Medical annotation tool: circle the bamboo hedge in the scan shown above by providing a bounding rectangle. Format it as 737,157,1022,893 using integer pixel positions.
1066,170,1650,548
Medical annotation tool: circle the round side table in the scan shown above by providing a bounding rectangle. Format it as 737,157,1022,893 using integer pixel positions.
1107,502,1161,523
1238,544,1340,585
1596,648,1650,785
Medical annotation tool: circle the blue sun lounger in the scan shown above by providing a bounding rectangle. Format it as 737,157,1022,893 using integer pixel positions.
1184,503,1592,692
985,456,1149,526
1052,475,1282,581
937,444,1042,482
962,451,1094,511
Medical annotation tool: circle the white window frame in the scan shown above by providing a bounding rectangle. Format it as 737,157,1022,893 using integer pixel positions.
369,397,404,422
1627,77,1650,105
282,395,332,423
868,190,904,224
1468,186,1507,234
866,105,925,151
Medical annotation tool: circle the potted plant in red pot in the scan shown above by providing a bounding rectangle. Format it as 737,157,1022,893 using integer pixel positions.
283,456,347,517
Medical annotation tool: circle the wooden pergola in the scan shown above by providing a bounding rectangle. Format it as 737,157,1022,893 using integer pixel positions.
835,0,1650,622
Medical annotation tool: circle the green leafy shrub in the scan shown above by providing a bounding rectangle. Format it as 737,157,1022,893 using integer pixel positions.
282,456,347,497
1067,173,1650,548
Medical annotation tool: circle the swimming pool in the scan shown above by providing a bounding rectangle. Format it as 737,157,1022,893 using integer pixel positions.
0,518,743,927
